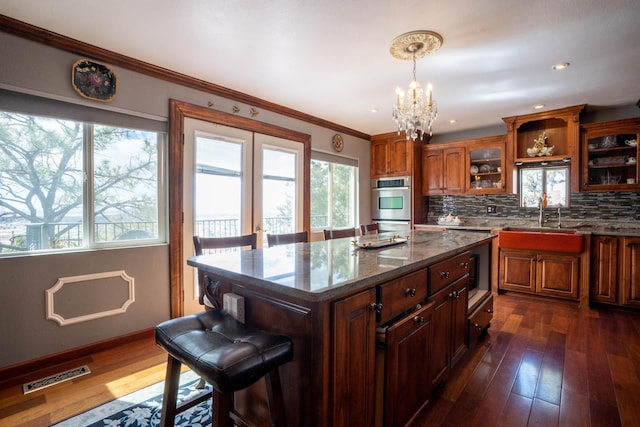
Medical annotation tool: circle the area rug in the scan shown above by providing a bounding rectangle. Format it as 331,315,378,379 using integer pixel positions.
52,370,212,426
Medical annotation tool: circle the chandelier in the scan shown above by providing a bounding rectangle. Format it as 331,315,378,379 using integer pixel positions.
390,31,443,141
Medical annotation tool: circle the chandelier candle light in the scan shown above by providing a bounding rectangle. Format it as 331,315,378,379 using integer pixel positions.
391,30,443,141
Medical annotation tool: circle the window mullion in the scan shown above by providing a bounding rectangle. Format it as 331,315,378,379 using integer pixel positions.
83,123,94,247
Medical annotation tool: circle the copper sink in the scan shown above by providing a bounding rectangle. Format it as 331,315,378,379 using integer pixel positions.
498,228,584,253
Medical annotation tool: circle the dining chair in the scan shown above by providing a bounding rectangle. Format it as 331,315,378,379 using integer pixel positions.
193,234,257,308
323,228,357,240
267,231,308,247
360,223,379,236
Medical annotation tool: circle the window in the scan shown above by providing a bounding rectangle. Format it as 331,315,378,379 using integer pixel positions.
310,152,358,230
519,165,569,208
0,111,166,255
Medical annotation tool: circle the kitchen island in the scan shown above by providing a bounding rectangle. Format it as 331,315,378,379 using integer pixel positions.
188,229,495,426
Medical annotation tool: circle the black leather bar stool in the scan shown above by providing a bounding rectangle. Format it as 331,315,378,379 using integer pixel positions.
155,309,293,427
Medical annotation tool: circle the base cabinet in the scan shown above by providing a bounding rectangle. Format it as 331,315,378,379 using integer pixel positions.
429,275,468,388
590,235,640,308
499,249,579,300
376,302,434,427
590,235,619,304
333,289,377,426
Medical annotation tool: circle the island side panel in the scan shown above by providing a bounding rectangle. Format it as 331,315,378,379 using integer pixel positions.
227,282,330,427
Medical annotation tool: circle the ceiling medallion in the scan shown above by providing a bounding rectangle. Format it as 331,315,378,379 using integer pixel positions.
391,31,442,141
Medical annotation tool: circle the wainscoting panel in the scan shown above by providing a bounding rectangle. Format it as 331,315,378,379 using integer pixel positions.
46,271,135,326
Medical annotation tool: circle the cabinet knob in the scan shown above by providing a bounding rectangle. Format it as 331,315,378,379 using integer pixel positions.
414,316,425,326
405,288,417,297
440,271,450,279
486,309,494,314
459,262,469,269
449,292,455,299
474,323,483,330
370,303,383,313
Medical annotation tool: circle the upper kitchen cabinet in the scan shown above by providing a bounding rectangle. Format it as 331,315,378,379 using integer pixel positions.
370,133,412,178
503,104,585,193
581,117,640,192
467,135,507,194
422,142,466,195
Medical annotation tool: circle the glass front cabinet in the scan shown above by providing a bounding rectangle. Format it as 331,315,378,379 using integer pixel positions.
467,135,506,194
581,117,640,192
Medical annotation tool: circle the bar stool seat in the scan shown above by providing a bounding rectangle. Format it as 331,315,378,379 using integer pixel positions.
155,309,293,426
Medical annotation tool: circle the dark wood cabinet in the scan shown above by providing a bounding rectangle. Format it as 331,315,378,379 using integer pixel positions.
467,135,507,193
428,252,470,388
370,135,412,178
590,235,640,309
621,237,640,308
422,144,466,195
581,117,640,192
503,104,585,193
499,248,579,300
429,275,468,388
333,288,377,427
377,302,434,427
590,235,619,304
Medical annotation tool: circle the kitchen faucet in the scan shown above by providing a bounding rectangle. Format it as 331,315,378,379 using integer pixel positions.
557,203,562,228
538,197,545,227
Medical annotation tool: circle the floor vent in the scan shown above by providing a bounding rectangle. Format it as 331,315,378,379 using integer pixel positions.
22,365,91,394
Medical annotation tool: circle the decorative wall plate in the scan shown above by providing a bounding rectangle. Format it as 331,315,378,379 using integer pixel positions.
71,59,117,102
332,134,344,152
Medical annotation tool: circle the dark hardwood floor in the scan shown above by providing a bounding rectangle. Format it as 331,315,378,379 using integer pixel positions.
2,293,640,426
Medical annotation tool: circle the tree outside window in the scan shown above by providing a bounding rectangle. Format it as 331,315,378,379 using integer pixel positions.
310,159,357,229
0,112,163,254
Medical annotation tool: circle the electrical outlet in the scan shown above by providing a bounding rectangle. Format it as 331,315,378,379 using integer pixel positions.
486,205,497,214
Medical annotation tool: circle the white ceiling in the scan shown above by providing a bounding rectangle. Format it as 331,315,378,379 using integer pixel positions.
2,0,639,136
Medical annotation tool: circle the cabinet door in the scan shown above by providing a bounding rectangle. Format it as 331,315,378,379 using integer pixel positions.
382,303,433,427
388,138,411,176
450,277,468,367
581,118,640,192
499,249,537,293
536,253,580,300
423,148,443,195
590,236,619,304
621,237,640,308
371,139,389,178
333,289,376,426
443,147,466,194
429,285,452,388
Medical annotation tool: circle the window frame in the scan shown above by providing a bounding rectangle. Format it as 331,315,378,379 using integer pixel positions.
0,105,168,256
518,164,570,209
310,151,359,231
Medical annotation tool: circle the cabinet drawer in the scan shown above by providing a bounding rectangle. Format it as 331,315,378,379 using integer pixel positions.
429,251,471,295
468,294,493,345
378,269,427,324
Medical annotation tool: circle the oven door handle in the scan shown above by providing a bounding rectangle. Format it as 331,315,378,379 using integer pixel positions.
372,186,410,191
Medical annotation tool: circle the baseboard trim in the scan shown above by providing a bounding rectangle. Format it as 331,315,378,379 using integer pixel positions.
0,328,154,384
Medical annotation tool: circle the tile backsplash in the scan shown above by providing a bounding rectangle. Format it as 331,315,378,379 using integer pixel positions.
427,192,640,223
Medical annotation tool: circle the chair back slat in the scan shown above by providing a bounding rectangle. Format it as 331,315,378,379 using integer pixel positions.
323,228,357,240
267,231,308,247
360,223,379,236
193,233,257,255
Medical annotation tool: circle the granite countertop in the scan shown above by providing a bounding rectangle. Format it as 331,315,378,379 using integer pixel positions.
187,230,495,302
416,218,640,237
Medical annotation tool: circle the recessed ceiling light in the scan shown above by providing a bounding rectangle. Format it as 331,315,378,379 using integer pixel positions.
534,104,545,110
449,119,457,124
370,108,379,113
552,62,570,71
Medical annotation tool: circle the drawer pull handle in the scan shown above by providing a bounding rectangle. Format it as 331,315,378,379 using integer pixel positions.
405,288,417,297
414,316,425,326
473,323,483,330
486,309,494,314
370,303,383,313
440,271,450,279
459,262,469,269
